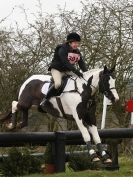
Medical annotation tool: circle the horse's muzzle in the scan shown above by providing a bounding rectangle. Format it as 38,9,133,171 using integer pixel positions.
115,97,119,102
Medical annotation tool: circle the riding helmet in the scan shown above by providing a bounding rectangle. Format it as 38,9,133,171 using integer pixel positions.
67,32,81,42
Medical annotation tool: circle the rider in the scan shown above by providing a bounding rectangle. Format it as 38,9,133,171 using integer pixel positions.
41,32,88,104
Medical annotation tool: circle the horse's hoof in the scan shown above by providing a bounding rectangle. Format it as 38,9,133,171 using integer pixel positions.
6,123,15,130
103,158,112,164
101,153,112,164
90,152,100,162
92,157,100,162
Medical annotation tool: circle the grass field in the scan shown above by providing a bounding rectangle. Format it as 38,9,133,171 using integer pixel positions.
23,156,133,177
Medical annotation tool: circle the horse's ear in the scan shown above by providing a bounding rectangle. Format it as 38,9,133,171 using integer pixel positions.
103,65,108,74
110,65,116,73
87,75,93,86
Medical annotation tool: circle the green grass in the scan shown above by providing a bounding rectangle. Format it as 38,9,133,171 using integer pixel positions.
23,156,133,177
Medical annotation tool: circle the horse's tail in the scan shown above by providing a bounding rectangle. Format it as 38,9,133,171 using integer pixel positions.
0,111,12,123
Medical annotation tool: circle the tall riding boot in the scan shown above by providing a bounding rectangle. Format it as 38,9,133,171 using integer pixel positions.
40,85,57,107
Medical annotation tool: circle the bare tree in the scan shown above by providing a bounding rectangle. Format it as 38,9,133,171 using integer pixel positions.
0,0,132,129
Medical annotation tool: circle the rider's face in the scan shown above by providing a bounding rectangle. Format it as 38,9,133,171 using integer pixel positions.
70,41,80,49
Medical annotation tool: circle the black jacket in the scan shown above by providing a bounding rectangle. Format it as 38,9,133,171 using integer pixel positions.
48,43,87,74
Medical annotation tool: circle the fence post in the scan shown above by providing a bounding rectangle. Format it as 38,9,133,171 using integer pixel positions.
54,132,66,173
110,141,119,170
105,139,121,170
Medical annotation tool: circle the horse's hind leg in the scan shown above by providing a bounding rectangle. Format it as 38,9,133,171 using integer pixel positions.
7,101,18,130
17,108,28,129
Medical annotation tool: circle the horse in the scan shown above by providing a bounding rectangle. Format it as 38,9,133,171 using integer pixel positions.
1,65,119,163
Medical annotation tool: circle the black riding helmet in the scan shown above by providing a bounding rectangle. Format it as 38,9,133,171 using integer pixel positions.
67,32,81,42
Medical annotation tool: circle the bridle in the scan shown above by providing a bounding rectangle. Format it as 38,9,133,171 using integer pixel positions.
65,72,116,96
99,73,116,97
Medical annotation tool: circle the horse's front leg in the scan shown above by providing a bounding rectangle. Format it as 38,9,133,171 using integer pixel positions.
72,109,100,162
87,101,112,164
89,125,112,164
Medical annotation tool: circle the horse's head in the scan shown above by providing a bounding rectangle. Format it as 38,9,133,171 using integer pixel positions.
99,65,119,103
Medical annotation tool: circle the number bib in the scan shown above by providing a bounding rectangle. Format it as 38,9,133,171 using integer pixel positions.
68,53,80,64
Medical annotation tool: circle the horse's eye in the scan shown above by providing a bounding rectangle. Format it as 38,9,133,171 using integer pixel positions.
111,73,116,79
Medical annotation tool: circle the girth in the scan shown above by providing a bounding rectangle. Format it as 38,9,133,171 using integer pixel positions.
56,97,67,118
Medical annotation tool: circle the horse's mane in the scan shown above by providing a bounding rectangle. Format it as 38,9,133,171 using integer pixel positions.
83,68,103,76
85,68,102,73
78,68,103,82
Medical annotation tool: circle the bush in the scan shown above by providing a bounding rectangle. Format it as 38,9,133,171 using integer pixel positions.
68,153,100,171
0,147,43,177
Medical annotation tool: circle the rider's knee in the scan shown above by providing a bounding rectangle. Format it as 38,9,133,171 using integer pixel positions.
54,81,61,89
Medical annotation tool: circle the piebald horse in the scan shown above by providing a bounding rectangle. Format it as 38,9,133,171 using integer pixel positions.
2,65,119,163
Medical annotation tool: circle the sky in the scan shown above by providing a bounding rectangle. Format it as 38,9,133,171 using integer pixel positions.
0,0,92,28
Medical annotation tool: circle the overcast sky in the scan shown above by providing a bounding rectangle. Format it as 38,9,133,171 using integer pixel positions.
0,0,93,28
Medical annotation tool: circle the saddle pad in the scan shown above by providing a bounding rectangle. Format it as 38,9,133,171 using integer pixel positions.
63,79,75,92
41,82,51,95
41,77,76,96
